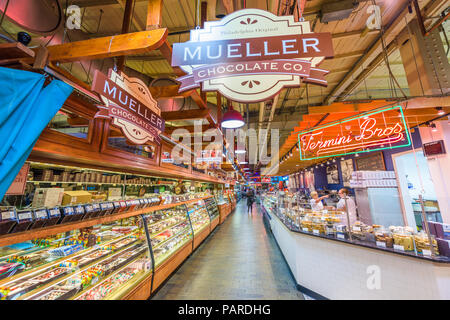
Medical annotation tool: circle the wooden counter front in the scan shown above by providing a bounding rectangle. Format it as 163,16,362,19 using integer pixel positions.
123,274,153,300
193,224,211,250
210,216,219,231
152,240,193,292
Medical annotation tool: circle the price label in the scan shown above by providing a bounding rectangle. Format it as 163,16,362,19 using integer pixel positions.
322,210,328,214
352,226,361,232
302,228,309,232
51,182,57,186
321,216,326,221
1,211,14,220
422,249,432,257
337,234,345,240
393,244,405,251
376,241,386,248
313,229,320,235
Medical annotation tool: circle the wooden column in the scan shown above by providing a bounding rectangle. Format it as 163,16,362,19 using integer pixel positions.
117,0,135,71
217,92,222,125
146,0,163,30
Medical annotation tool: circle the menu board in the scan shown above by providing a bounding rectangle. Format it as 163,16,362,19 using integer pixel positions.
355,152,386,171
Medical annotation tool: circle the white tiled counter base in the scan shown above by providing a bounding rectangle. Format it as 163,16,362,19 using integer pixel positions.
269,213,450,300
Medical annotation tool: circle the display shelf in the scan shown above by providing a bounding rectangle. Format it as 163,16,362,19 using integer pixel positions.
151,224,191,251
153,231,192,268
149,220,188,238
27,180,175,187
0,196,213,247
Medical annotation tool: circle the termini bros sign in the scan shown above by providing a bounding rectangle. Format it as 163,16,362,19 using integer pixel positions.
297,105,412,160
172,9,334,103
92,69,165,145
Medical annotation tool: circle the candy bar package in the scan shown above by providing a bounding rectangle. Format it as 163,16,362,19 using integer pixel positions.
112,201,122,214
11,210,34,233
99,202,113,216
46,207,61,226
0,208,18,235
82,204,95,220
60,206,75,224
126,200,136,212
29,209,49,230
71,205,86,222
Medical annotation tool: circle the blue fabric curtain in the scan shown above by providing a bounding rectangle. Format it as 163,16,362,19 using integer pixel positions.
0,67,73,200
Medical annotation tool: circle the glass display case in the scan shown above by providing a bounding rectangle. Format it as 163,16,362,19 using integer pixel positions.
204,197,219,221
0,216,151,300
186,201,210,235
142,205,192,268
261,191,448,261
0,194,219,300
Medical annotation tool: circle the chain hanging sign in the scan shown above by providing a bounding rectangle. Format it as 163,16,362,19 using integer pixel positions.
172,9,334,103
92,69,165,145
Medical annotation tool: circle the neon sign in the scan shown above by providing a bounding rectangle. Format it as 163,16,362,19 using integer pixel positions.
297,105,411,160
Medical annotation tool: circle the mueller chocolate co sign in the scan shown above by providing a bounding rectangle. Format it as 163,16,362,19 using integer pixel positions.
172,9,334,103
92,69,164,145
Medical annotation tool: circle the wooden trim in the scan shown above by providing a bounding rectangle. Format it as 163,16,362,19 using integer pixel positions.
193,224,211,250
0,196,213,247
211,216,219,231
152,239,193,291
122,274,153,300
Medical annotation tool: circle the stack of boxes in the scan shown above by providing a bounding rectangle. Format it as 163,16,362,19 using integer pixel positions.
428,221,450,257
350,171,397,188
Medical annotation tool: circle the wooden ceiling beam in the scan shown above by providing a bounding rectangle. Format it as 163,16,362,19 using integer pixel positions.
149,85,193,99
39,29,168,63
146,0,163,30
162,109,210,121
164,125,212,134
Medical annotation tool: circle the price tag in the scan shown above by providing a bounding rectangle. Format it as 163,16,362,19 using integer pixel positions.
337,234,345,240
422,249,432,257
321,216,326,221
376,241,386,248
352,226,361,232
322,210,328,214
302,228,309,232
393,244,405,251
51,182,57,186
1,211,14,220
313,229,320,235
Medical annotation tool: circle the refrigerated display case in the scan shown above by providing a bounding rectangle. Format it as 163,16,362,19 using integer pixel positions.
186,201,211,249
0,194,220,300
204,197,220,231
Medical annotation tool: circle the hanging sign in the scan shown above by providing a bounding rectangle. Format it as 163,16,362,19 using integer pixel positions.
195,149,223,163
172,9,333,103
297,105,411,161
92,69,165,145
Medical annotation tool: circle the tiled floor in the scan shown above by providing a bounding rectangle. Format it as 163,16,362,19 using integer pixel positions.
151,200,305,300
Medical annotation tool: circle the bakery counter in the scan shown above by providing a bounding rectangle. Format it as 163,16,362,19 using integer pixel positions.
267,209,450,299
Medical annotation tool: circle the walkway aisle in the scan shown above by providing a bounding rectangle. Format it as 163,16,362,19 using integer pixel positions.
151,200,305,300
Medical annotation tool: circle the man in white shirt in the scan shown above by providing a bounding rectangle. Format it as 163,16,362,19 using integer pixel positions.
336,188,358,226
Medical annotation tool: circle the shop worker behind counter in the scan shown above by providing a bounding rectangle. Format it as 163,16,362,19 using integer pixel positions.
309,191,328,211
336,188,358,226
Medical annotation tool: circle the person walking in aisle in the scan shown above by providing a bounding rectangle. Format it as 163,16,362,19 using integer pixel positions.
246,189,254,214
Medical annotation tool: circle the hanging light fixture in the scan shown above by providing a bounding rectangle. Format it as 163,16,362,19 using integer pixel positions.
221,104,245,129
215,0,227,19
430,122,438,132
436,107,445,116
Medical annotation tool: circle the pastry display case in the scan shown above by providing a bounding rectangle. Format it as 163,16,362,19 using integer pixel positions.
261,191,450,261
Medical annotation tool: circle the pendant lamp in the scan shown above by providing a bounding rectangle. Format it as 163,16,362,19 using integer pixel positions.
221,105,245,129
216,0,227,18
